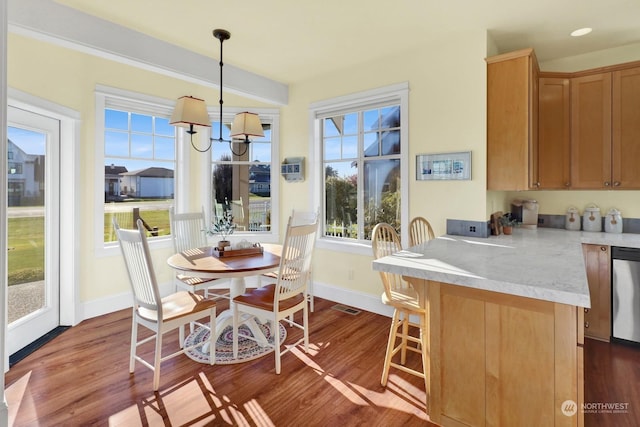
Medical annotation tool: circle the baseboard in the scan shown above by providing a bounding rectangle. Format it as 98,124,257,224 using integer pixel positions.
79,280,175,321
79,279,394,323
311,281,394,318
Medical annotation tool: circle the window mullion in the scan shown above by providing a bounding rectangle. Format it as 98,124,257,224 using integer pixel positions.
357,111,365,241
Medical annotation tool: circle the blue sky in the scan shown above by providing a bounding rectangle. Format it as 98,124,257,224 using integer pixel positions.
8,126,46,155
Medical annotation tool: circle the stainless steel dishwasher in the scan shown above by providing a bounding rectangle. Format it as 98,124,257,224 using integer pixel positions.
612,247,640,344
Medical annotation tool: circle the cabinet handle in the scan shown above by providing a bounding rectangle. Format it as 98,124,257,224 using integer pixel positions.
604,181,611,186
600,246,607,252
585,321,590,329
584,308,590,313
565,182,570,187
614,181,621,187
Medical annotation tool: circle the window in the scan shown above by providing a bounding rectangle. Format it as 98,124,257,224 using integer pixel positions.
209,110,279,240
96,87,177,247
8,162,22,174
310,83,409,253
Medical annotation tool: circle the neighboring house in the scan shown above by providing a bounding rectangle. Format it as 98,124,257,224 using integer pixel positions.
104,164,128,202
7,139,44,207
249,163,271,197
119,166,174,199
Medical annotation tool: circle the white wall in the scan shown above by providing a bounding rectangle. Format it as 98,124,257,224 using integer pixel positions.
14,22,640,319
540,42,640,72
7,33,269,309
279,31,489,301
7,28,491,317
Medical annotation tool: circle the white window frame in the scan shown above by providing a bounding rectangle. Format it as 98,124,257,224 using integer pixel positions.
199,107,281,244
309,83,409,256
94,85,178,256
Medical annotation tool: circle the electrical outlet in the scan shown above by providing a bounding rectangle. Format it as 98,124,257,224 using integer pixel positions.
446,219,490,238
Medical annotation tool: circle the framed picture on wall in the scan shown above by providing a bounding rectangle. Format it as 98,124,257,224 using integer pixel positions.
416,151,471,181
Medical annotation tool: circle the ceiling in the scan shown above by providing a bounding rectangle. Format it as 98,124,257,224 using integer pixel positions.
49,0,640,85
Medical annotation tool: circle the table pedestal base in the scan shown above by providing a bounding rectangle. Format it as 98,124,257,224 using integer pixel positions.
201,277,270,354
201,309,270,354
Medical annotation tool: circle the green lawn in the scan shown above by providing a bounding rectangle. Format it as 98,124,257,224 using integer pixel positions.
8,216,44,286
7,209,171,286
103,209,171,242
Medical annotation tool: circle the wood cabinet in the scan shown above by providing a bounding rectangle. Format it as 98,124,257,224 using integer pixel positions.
571,66,640,189
487,47,640,191
486,48,539,191
571,73,613,189
421,280,584,426
582,244,611,341
538,77,571,188
612,67,640,188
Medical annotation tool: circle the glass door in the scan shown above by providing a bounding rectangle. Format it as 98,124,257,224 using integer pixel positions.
6,106,60,356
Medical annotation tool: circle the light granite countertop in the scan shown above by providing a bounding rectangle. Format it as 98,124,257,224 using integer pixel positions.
372,228,640,308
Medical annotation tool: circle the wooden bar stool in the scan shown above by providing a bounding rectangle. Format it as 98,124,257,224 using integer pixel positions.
372,223,428,392
409,216,435,246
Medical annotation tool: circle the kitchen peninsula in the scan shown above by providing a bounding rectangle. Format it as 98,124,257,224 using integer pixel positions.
372,228,611,426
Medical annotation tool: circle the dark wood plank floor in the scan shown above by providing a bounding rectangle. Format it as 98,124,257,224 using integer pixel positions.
4,296,639,426
583,338,640,427
5,297,435,426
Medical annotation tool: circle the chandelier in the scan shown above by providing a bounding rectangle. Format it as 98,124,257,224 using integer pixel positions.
170,29,264,156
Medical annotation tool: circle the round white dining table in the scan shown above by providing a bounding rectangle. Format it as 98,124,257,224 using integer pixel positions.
167,243,282,353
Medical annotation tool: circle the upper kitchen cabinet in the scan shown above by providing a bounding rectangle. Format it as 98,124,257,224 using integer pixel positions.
612,67,640,188
571,64,640,189
571,73,613,189
486,49,539,191
538,77,571,189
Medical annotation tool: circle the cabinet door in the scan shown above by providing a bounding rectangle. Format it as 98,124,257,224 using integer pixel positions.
538,77,571,189
582,244,611,341
487,50,536,191
571,73,612,189
612,67,640,189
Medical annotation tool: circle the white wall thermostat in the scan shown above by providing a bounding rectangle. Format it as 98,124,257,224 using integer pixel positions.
281,157,304,182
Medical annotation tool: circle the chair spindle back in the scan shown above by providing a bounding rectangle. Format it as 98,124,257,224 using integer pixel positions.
113,218,161,314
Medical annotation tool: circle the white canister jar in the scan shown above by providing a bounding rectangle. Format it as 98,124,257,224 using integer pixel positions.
605,208,623,233
583,204,602,232
565,207,581,231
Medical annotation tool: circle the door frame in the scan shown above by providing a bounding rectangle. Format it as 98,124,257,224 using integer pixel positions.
5,89,80,362
7,105,61,354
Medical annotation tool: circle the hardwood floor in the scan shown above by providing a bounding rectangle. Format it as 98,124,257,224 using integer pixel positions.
4,296,639,426
584,338,640,427
5,297,435,426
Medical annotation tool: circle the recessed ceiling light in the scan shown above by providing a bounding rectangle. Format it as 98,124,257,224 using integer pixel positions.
571,27,593,37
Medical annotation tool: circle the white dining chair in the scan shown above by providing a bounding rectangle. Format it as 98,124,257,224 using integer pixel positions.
114,218,216,391
169,207,231,301
232,214,319,374
260,209,318,311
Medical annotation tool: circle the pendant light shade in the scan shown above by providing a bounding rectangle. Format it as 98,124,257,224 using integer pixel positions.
169,96,211,130
230,112,264,141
